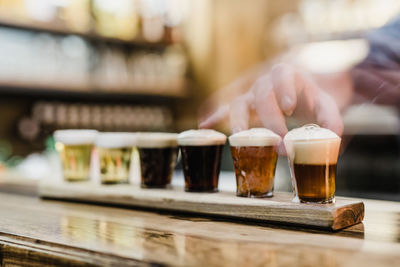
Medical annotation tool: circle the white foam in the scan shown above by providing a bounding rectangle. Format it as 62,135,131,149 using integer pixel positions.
284,124,341,164
95,132,137,148
177,129,227,146
54,129,98,145
136,132,178,148
229,128,281,147
289,139,340,164
284,124,339,141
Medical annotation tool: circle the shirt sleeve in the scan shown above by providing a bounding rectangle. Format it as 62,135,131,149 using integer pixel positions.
351,15,400,106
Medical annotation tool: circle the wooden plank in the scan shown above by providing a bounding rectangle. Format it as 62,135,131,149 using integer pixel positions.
0,193,397,266
39,181,364,230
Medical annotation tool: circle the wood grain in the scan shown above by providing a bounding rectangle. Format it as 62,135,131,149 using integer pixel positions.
0,192,397,266
39,181,364,230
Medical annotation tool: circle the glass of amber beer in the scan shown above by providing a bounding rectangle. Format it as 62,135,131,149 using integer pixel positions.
229,128,281,198
178,129,226,192
284,124,341,203
95,132,136,184
136,133,179,188
54,129,98,182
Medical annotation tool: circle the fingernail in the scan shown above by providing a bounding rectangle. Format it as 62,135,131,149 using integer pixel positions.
281,96,293,116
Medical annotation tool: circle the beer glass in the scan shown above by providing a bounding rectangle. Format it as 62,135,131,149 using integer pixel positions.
178,129,226,192
284,124,341,203
229,128,281,198
136,133,178,188
54,129,98,182
95,132,136,184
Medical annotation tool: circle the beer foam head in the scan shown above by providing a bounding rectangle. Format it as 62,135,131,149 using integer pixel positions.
95,132,137,148
229,128,281,147
54,129,98,145
136,132,178,148
284,124,341,164
284,124,339,141
177,129,226,146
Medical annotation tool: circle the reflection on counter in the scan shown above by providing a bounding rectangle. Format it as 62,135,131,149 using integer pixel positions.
61,215,145,258
60,215,99,243
53,199,400,266
57,212,368,266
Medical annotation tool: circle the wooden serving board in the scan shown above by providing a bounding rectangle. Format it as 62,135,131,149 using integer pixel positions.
39,181,364,230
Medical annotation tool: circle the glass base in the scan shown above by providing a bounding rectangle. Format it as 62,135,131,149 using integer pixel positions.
64,178,89,182
236,191,273,198
141,184,171,189
299,197,335,204
101,180,129,185
185,188,219,193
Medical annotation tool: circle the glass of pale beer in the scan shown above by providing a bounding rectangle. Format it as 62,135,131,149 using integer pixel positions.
178,129,226,192
95,132,137,184
54,129,98,182
136,133,179,188
284,124,341,203
229,128,281,198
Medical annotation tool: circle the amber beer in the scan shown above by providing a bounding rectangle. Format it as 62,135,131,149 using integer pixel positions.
95,133,136,184
136,133,178,188
293,163,336,202
229,128,281,198
178,129,226,192
284,124,341,203
54,129,98,182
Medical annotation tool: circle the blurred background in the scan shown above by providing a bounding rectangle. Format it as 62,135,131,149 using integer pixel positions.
0,0,399,200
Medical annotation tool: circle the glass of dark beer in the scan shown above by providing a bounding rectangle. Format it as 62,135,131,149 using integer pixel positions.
284,124,341,204
95,132,137,184
229,128,281,198
54,129,98,182
136,133,179,188
178,129,226,192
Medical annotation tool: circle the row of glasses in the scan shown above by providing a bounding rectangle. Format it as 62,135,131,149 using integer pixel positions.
54,130,179,188
54,124,341,204
228,125,341,203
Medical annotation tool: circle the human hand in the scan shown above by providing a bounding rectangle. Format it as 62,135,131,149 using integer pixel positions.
199,63,343,140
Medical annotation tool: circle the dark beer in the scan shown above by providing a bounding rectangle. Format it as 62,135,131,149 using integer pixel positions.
231,146,278,197
284,124,341,203
177,129,227,192
136,133,178,188
138,147,178,188
180,145,223,192
293,163,336,203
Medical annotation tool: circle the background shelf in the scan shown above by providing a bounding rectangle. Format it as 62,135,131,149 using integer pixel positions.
0,82,189,103
0,18,171,48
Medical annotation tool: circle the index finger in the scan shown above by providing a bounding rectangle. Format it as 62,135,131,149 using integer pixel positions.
252,78,289,137
198,105,229,129
229,93,253,133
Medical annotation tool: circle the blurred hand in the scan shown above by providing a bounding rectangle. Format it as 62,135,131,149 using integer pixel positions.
199,63,344,138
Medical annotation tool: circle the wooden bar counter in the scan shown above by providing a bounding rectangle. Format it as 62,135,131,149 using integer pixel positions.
0,191,398,266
